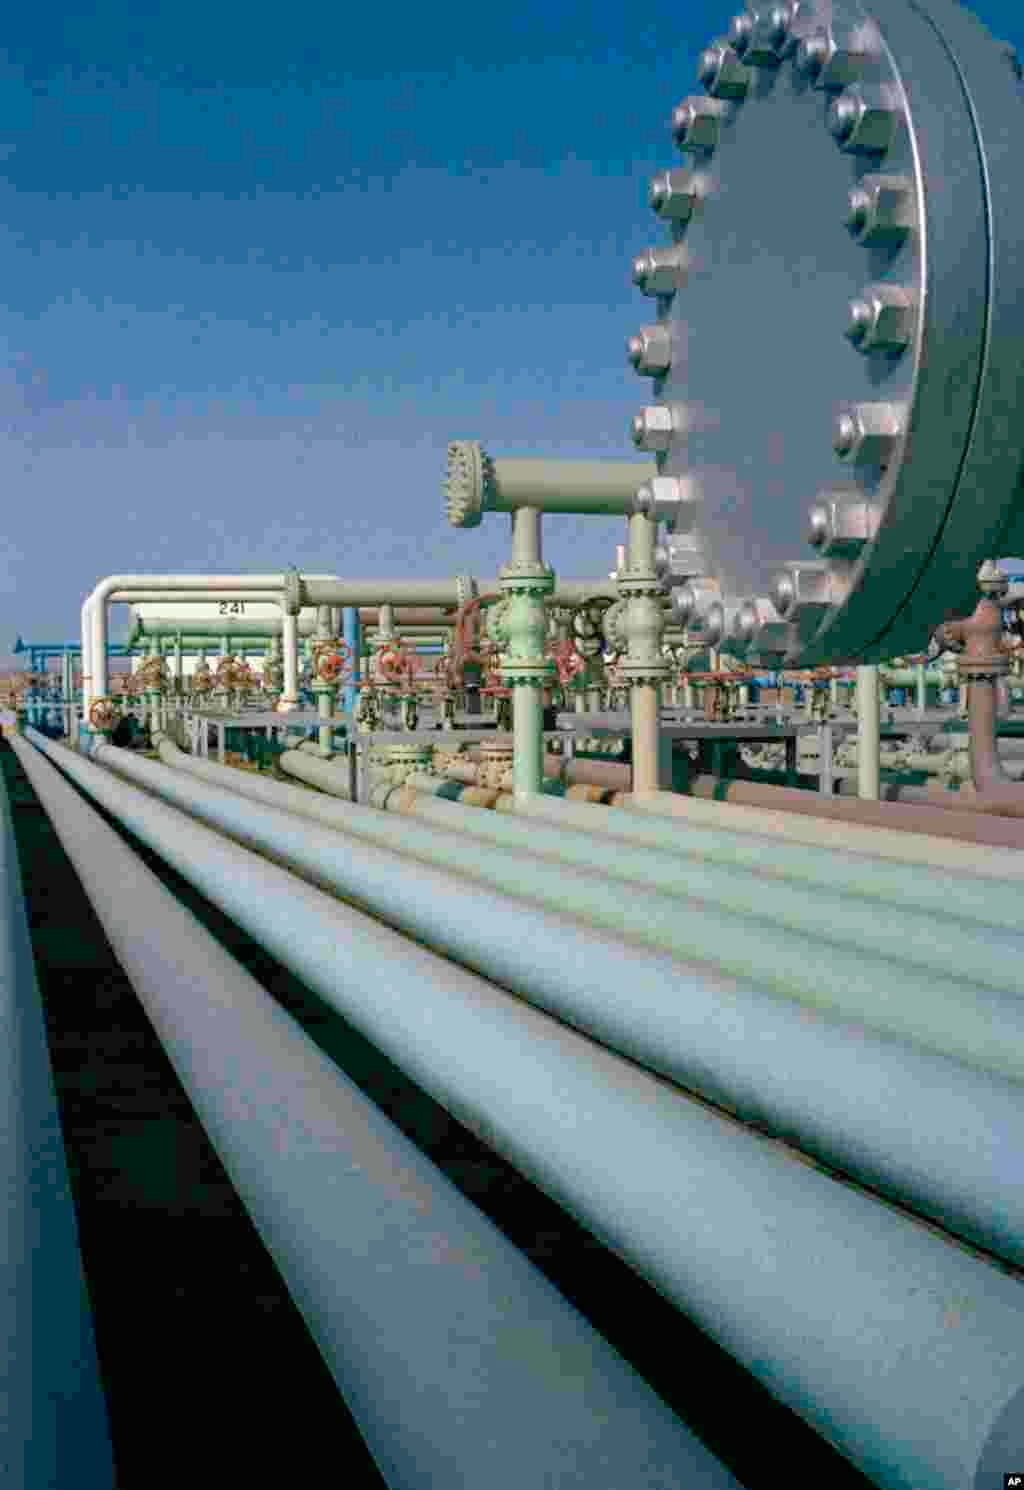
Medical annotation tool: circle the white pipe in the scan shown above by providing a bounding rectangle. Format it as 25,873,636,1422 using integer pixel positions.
83,576,288,724
856,665,880,801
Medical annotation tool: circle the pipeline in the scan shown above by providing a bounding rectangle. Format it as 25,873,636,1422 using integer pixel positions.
9,735,733,1490
96,735,1024,1260
20,729,1024,1489
0,761,115,1488
123,739,1024,1041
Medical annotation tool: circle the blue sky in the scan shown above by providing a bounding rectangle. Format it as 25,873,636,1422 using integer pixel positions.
1,0,1021,663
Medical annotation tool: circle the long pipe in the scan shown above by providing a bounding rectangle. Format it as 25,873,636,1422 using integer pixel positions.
644,775,1024,850
120,742,1024,1090
21,731,1024,1488
504,786,1024,913
8,737,732,1490
0,761,115,1488
393,776,1024,935
118,738,1024,1264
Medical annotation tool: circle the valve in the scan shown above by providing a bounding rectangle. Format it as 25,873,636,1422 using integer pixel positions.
313,641,353,682
89,698,117,732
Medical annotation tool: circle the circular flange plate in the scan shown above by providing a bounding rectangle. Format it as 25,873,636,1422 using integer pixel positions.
629,0,1024,664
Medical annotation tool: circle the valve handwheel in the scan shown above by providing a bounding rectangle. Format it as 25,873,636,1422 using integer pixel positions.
314,641,353,682
550,639,587,686
89,698,117,731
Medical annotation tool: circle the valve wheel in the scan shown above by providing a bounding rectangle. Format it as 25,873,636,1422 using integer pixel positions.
89,698,117,731
550,640,587,685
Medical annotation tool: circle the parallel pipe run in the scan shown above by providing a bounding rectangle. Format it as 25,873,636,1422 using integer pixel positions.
26,731,1024,1490
9,738,730,1490
658,775,1024,851
0,761,115,1489
126,742,1024,1062
392,778,1024,937
503,790,1024,923
121,736,1024,1272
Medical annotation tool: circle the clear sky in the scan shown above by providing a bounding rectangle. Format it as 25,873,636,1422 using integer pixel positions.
1,0,1021,663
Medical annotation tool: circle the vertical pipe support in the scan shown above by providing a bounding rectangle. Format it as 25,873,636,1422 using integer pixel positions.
494,509,556,797
618,513,670,796
342,607,360,714
856,664,881,801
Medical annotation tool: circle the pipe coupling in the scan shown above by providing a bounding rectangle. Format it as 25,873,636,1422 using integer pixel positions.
282,566,303,616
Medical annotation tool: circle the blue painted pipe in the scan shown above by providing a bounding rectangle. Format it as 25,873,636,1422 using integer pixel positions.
26,730,1024,1490
342,607,360,714
0,763,114,1487
11,734,735,1490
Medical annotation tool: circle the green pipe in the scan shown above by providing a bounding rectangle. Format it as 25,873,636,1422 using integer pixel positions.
445,442,656,523
145,739,1024,1085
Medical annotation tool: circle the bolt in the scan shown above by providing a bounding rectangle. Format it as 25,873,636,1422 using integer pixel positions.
671,95,724,152
745,6,791,65
670,584,697,625
795,25,872,89
727,13,754,54
828,89,898,155
631,404,679,452
627,325,672,375
770,562,834,618
806,494,880,557
844,284,914,353
833,402,906,465
649,168,709,222
697,42,751,100
632,244,689,295
845,173,915,244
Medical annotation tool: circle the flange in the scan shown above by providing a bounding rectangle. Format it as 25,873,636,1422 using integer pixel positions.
626,0,1024,664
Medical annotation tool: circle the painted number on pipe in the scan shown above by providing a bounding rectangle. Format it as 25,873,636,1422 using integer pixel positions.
218,602,246,615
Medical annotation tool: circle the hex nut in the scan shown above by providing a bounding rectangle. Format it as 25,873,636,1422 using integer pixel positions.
833,402,906,464
648,168,709,222
828,89,898,155
671,95,725,152
696,42,751,99
845,284,914,353
845,173,915,244
631,405,679,452
745,6,791,65
796,26,872,89
632,244,689,295
807,496,880,557
628,325,673,375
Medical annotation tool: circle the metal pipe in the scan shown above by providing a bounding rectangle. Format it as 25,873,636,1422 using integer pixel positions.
446,442,657,517
505,789,1024,919
28,730,1024,1489
0,761,115,1488
856,665,881,801
394,776,1024,934
645,775,1024,851
9,738,729,1490
110,743,1024,1087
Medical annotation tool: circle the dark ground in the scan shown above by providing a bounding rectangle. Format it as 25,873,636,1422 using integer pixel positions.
1,738,875,1489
